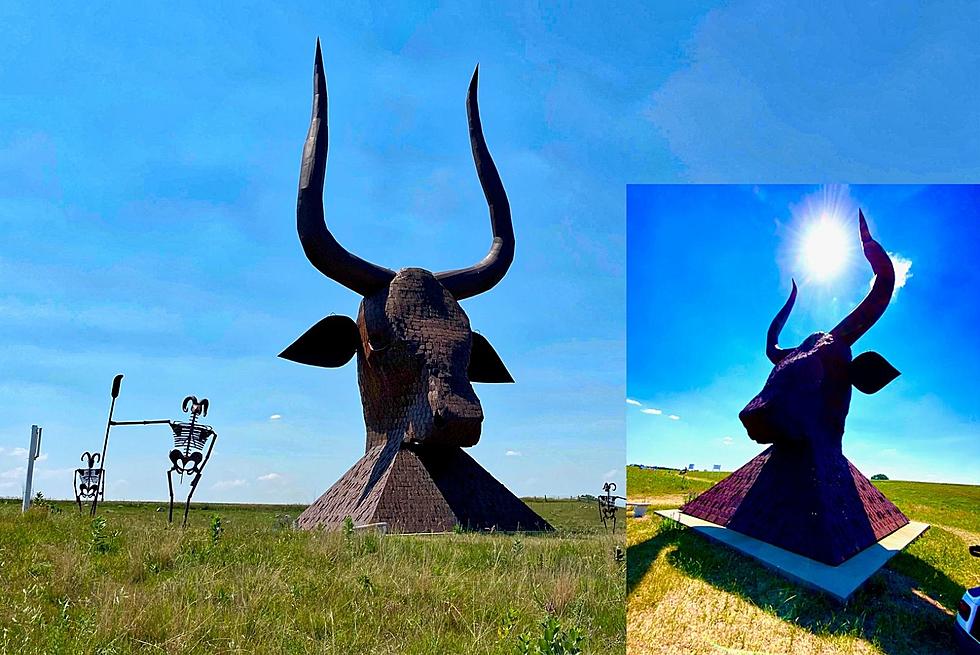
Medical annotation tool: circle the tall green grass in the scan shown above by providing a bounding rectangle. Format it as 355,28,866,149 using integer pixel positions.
0,499,624,654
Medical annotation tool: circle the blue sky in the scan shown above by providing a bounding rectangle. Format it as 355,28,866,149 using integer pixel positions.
0,3,658,503
628,185,980,485
3,3,980,502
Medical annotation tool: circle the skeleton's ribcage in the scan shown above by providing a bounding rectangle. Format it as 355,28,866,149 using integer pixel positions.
169,422,214,474
76,469,102,496
171,422,213,452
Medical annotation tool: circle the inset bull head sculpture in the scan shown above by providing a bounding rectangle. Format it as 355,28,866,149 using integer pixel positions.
681,211,911,565
739,211,900,451
280,40,514,450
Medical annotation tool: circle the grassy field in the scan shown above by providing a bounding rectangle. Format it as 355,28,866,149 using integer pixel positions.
0,497,624,654
626,466,980,654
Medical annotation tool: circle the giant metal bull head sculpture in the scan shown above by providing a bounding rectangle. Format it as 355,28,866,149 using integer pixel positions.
738,212,900,449
280,41,514,450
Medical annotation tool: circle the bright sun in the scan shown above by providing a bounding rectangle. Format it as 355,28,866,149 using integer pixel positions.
800,214,850,281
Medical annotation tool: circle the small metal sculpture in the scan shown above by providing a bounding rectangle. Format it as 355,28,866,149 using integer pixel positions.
166,396,217,527
74,451,105,513
599,482,624,532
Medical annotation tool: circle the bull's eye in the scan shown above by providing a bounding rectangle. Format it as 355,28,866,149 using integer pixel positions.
368,334,392,352
364,322,393,353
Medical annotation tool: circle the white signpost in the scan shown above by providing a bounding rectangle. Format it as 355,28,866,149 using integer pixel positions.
21,425,43,512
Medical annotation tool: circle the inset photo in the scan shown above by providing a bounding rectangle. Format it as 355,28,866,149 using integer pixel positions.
626,184,980,655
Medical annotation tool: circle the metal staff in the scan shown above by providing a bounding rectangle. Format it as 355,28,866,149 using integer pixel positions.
90,374,122,517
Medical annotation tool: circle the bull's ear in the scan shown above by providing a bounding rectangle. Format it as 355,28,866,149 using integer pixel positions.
850,351,900,394
469,333,514,383
279,315,359,368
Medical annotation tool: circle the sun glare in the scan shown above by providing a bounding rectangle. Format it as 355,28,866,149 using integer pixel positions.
800,213,850,281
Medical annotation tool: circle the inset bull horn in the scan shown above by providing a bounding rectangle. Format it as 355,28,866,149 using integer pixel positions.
830,210,895,346
297,39,395,296
766,278,797,365
435,65,515,300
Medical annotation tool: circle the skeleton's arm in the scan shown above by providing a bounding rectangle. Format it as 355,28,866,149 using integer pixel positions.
198,430,218,476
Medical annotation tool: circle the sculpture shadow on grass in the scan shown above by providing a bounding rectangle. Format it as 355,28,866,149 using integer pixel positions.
627,520,960,655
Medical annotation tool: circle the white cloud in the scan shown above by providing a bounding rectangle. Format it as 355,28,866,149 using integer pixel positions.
668,415,681,421
625,398,641,406
722,436,734,446
1,466,24,480
36,467,74,479
212,479,246,490
641,408,662,415
873,253,912,298
258,473,282,481
505,450,522,457
269,414,281,420
602,469,619,480
4,447,46,462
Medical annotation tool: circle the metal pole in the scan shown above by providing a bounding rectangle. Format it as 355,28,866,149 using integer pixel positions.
22,425,41,512
109,419,171,426
91,374,123,517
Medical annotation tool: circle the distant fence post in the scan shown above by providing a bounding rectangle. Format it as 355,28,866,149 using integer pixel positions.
22,425,42,512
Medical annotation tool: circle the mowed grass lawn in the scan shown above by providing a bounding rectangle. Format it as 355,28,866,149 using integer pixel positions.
0,497,624,654
626,466,980,654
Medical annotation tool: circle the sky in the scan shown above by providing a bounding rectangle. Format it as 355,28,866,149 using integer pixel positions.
3,3,980,502
628,184,980,486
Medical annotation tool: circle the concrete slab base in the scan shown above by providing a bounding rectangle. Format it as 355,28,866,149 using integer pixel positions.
655,509,929,602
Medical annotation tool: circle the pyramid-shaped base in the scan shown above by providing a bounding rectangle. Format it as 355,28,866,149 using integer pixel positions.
296,441,552,533
680,445,909,566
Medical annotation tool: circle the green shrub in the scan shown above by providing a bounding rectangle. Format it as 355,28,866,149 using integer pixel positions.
89,516,119,554
515,615,583,655
210,514,223,545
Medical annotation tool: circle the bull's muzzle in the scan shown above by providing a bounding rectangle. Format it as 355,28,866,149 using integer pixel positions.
431,407,483,447
738,398,777,444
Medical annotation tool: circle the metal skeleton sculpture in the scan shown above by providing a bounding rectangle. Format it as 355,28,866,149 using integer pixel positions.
89,373,219,527
74,451,106,513
598,482,624,532
165,396,217,527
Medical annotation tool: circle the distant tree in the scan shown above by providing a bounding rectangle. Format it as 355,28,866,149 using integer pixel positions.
870,474,889,481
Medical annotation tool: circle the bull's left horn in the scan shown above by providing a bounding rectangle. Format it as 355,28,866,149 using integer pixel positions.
297,39,395,296
830,210,895,346
436,66,514,300
766,278,797,365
